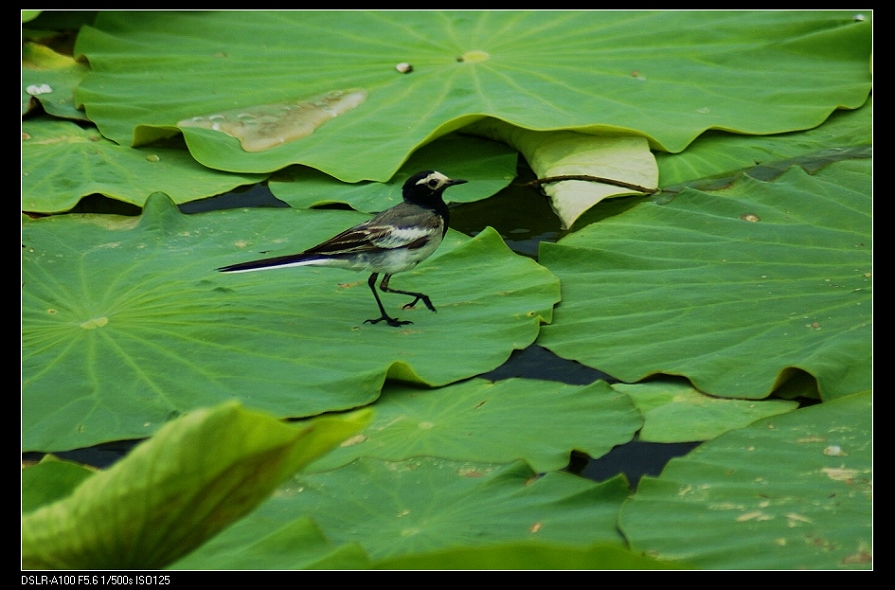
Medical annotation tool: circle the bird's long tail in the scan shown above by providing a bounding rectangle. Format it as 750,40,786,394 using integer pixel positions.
217,253,322,273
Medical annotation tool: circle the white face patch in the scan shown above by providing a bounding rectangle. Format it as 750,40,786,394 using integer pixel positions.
416,171,450,190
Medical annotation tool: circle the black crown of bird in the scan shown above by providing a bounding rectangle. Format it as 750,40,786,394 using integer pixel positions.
217,170,468,327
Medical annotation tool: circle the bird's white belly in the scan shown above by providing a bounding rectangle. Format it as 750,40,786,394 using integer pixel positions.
336,237,443,274
374,250,424,274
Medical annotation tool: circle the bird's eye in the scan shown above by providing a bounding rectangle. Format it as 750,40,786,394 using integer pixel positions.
428,179,439,188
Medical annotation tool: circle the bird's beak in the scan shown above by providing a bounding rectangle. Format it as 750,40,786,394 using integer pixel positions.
447,178,468,186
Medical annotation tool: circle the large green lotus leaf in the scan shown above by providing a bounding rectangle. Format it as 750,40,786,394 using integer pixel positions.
22,402,371,570
372,542,684,570
22,194,559,451
176,528,681,570
22,118,266,213
657,96,873,189
22,456,96,515
305,378,642,473
170,516,371,570
73,11,871,181
467,119,658,229
612,380,798,444
619,391,872,569
269,133,518,211
216,458,631,562
538,159,871,400
22,41,89,119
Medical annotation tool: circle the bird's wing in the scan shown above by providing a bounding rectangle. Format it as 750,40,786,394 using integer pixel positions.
305,206,442,256
218,204,444,273
304,223,434,254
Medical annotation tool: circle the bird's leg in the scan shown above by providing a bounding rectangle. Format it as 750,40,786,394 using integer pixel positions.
364,273,412,327
379,274,436,312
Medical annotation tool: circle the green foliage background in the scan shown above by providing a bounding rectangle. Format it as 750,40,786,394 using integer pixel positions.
22,11,872,569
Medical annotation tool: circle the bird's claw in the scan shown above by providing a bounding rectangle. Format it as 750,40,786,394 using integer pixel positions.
402,297,436,312
365,316,413,327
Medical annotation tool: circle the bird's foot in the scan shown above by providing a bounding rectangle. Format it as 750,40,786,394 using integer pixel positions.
402,295,436,312
365,315,413,327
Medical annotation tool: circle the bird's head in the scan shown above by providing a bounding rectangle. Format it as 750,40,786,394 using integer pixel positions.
402,170,467,202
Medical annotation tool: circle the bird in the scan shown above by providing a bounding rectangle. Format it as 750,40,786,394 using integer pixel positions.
217,170,468,327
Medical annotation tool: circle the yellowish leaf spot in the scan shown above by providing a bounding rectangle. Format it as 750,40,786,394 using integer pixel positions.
80,317,109,330
737,511,771,522
459,50,490,63
340,434,367,447
786,513,812,525
821,467,859,481
178,88,368,152
823,445,846,456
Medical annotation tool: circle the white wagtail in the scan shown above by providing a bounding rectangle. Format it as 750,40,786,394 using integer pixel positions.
217,170,468,327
